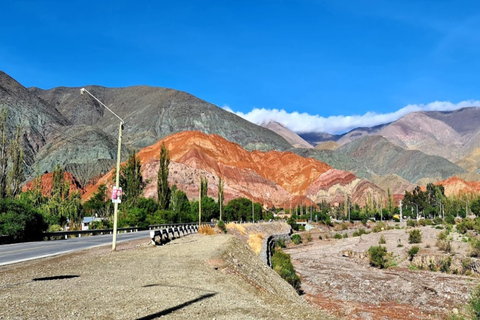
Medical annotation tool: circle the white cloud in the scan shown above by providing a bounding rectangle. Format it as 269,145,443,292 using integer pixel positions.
223,100,480,134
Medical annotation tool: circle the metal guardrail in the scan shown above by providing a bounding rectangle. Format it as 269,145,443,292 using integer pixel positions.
43,227,140,240
43,222,217,240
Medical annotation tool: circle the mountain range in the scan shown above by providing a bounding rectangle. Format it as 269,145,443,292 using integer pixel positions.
2,70,479,203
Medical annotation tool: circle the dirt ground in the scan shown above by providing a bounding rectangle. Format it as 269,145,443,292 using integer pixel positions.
285,222,480,320
0,232,334,320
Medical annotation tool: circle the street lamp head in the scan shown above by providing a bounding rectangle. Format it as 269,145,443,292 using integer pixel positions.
80,88,86,95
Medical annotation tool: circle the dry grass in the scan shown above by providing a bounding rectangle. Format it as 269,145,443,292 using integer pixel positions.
226,222,247,235
247,232,265,255
199,224,215,235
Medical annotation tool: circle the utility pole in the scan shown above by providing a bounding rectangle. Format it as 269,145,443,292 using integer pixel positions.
252,198,254,223
199,176,202,227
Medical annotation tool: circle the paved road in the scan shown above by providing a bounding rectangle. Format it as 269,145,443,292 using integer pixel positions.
0,230,151,266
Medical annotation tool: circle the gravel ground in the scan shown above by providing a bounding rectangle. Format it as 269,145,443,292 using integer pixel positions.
286,224,479,320
0,233,334,320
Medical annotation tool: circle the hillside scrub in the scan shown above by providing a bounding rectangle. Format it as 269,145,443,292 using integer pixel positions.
271,249,302,293
409,229,422,243
368,245,389,268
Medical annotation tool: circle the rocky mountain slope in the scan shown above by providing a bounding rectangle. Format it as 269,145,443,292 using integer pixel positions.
85,131,385,207
30,85,292,153
1,71,293,184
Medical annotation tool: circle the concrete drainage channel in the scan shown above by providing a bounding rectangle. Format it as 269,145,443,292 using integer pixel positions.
260,226,293,267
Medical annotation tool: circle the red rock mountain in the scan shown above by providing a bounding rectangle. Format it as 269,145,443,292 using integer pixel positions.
435,176,480,197
84,131,385,207
22,172,83,196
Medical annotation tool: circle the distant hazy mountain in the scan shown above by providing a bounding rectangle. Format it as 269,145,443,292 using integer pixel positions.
336,135,466,183
261,121,313,148
300,107,480,165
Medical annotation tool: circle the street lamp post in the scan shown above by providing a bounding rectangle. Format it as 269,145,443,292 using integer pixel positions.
80,88,124,251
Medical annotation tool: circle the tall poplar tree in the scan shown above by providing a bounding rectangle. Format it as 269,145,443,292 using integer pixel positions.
119,150,144,208
157,142,170,210
0,109,8,199
218,176,224,221
9,125,24,198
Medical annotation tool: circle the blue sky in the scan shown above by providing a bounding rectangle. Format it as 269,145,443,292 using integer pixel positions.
2,0,480,133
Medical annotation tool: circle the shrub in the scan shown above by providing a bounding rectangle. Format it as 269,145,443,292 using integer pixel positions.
305,232,313,242
419,219,433,226
275,238,286,248
440,256,452,273
437,239,453,253
291,234,302,245
333,233,342,239
408,229,422,244
368,245,388,268
407,219,418,227
470,238,480,257
408,246,419,260
343,233,348,239
198,224,215,235
379,234,386,244
372,221,387,233
470,285,480,319
217,220,226,233
433,217,444,225
353,228,368,237
318,235,323,240
272,249,301,292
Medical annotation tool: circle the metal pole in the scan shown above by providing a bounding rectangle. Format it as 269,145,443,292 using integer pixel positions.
80,88,124,252
112,122,123,251
199,176,202,227
252,198,254,222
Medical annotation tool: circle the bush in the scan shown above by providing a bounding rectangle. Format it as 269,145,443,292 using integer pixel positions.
407,219,418,227
408,246,419,260
343,233,348,239
470,285,480,319
470,238,480,257
217,220,226,233
275,238,286,248
408,229,422,244
419,219,433,226
333,233,342,239
272,249,301,292
372,221,387,233
368,246,388,268
305,232,313,242
291,234,302,245
318,235,323,240
0,198,47,242
353,228,368,237
379,234,386,244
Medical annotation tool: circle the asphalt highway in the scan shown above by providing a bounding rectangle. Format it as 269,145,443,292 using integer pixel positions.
0,230,151,266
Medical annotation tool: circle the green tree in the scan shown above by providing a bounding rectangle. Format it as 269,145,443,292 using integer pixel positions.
191,196,219,222
0,109,8,199
8,125,24,198
0,198,47,242
157,142,170,210
83,182,111,218
118,150,144,208
200,176,208,198
218,176,224,221
224,197,254,222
